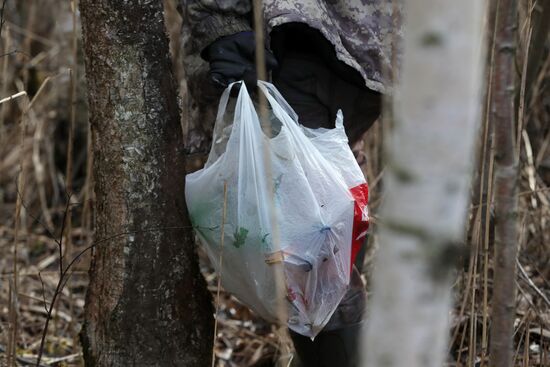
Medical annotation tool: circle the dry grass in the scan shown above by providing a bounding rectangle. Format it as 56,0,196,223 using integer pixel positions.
0,1,549,367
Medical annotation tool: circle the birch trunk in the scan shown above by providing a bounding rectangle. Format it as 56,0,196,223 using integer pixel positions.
78,1,213,365
489,0,519,366
362,1,486,366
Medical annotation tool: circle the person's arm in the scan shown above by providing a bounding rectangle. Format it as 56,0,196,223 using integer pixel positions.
181,0,253,56
180,0,277,89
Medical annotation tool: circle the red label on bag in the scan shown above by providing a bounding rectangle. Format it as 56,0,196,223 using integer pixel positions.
350,183,369,270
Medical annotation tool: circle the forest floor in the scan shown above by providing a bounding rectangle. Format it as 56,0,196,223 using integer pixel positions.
0,216,284,366
1,145,550,366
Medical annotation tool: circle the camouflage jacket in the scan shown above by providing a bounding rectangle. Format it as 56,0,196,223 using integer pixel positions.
181,0,400,93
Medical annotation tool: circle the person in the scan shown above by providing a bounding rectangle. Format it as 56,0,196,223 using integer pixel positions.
179,1,399,366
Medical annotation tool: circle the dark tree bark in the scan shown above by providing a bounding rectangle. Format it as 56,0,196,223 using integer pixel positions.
489,0,519,366
78,1,213,366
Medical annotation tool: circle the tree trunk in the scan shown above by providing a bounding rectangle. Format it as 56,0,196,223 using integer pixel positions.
489,0,519,366
78,1,213,366
362,0,486,366
524,0,550,103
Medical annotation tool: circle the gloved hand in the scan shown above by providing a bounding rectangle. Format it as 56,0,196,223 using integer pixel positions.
203,31,278,91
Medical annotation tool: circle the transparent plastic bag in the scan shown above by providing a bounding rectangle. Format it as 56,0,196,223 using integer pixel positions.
303,110,370,270
185,81,367,337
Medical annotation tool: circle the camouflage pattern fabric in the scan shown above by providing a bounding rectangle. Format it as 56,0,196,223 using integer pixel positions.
181,0,401,93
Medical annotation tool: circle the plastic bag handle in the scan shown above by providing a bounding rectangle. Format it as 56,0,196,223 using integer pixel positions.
215,81,243,125
257,81,351,195
215,81,261,136
205,81,250,168
257,82,308,139
257,81,345,129
257,81,299,122
335,110,344,129
217,81,296,134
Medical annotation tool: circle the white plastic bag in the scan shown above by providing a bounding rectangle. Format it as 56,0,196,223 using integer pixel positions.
185,81,368,337
302,111,370,268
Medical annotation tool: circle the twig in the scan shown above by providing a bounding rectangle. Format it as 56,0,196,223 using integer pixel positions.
3,20,55,46
25,73,65,112
59,195,71,274
0,91,27,105
515,1,534,152
0,270,88,278
44,352,81,364
0,0,7,39
0,344,49,367
252,1,288,350
37,272,50,313
16,187,61,248
517,259,550,308
9,85,31,367
0,20,9,142
212,181,228,367
0,49,27,58
66,4,78,347
489,0,520,364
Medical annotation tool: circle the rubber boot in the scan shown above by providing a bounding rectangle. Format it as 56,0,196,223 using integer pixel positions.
290,322,364,367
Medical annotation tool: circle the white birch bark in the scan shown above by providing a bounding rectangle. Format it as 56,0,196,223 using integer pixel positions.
362,1,486,367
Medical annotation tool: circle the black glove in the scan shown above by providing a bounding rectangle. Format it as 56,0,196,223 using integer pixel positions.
203,31,278,91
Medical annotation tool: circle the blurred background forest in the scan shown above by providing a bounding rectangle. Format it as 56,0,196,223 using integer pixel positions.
0,0,549,366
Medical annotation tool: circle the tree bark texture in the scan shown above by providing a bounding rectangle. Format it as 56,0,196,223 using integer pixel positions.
489,0,519,366
78,1,213,366
176,2,221,173
362,1,486,366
